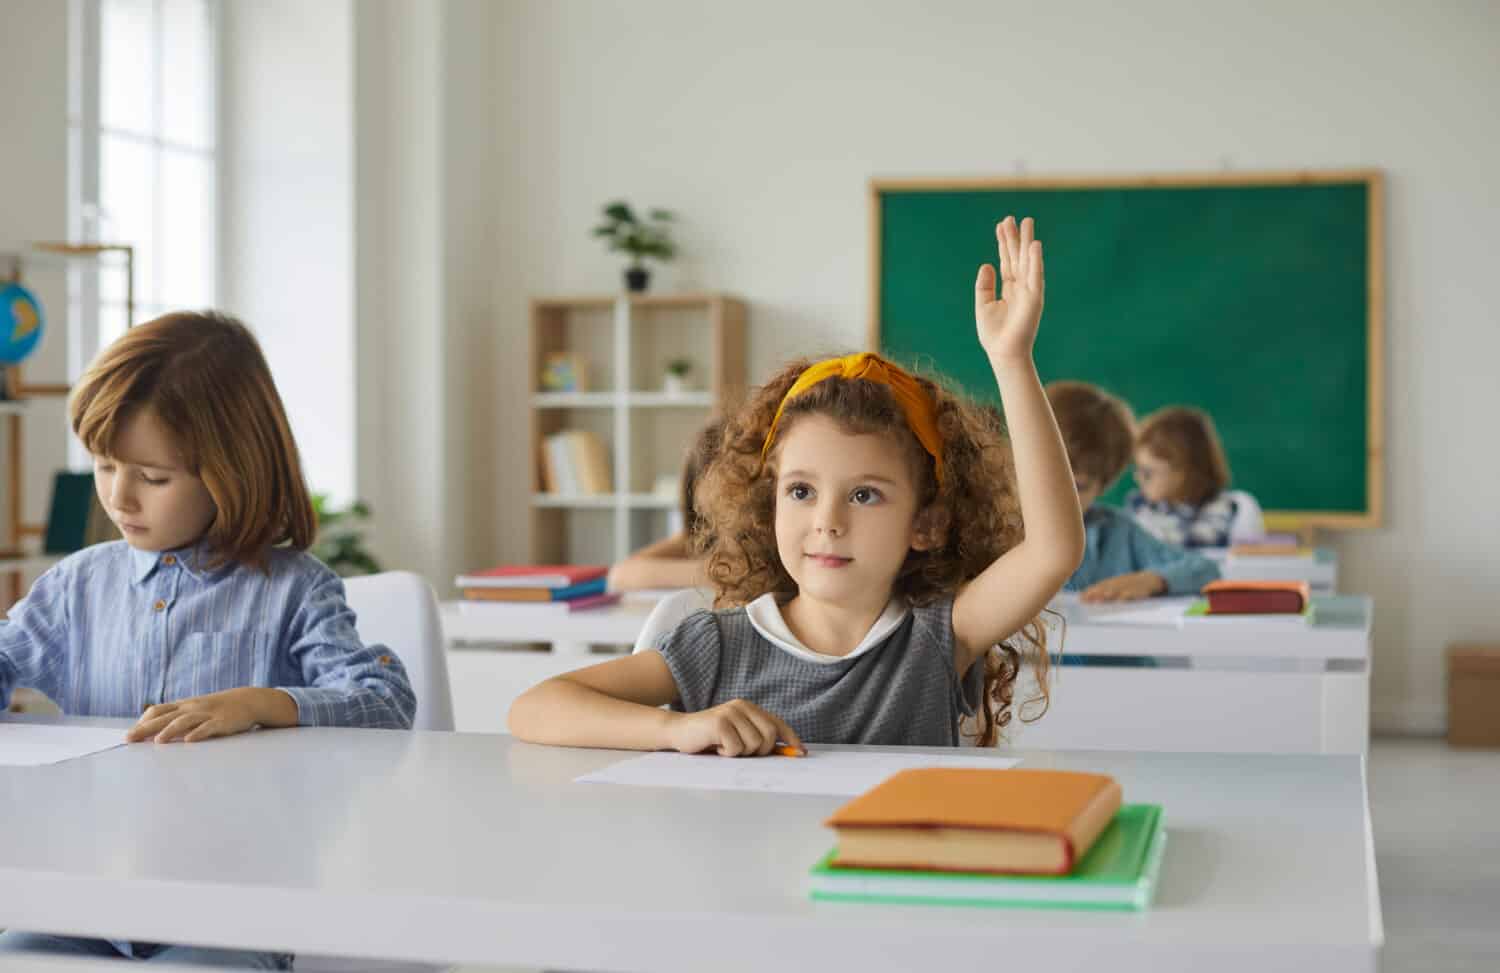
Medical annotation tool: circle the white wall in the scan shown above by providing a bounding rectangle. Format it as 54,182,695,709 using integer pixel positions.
480,0,1500,731
221,0,356,505
352,0,496,587
0,0,71,582
222,0,495,590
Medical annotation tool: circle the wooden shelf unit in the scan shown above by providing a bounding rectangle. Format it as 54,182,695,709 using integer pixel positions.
529,294,746,564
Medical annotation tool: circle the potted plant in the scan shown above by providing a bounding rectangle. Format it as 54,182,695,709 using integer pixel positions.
311,494,383,577
592,201,677,292
663,357,693,396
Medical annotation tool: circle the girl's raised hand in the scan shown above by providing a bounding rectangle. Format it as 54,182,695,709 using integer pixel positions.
974,216,1045,363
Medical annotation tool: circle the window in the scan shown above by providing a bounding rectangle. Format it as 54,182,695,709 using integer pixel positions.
69,0,219,361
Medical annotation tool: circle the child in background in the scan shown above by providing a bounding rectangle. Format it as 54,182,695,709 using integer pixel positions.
0,311,415,967
1126,405,1263,547
1047,381,1219,603
608,417,723,593
623,418,725,655
511,216,1084,752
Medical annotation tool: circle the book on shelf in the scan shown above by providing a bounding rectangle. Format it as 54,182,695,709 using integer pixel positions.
461,577,608,602
539,430,612,495
455,565,608,589
455,591,622,614
1199,579,1311,615
822,768,1123,876
809,804,1165,911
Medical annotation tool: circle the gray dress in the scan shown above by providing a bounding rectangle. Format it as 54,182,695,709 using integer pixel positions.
654,595,983,746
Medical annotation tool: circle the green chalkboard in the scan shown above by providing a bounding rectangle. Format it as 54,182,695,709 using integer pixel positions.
872,173,1382,528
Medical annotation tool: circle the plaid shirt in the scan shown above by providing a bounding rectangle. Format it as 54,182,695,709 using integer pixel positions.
1125,489,1239,549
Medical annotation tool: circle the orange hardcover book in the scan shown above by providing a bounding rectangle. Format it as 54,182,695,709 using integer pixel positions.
824,768,1122,876
461,587,552,602
1201,579,1310,614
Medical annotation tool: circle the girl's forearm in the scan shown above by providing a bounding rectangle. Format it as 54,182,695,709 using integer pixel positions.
608,556,705,592
507,678,677,750
990,353,1086,570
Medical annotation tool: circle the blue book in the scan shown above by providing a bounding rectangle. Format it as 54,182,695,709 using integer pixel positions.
460,575,609,602
546,576,608,600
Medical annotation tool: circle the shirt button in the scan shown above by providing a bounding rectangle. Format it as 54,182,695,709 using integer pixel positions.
153,599,167,612
162,555,177,566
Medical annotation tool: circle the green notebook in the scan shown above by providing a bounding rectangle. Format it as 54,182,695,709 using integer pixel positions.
808,803,1165,911
1184,599,1315,624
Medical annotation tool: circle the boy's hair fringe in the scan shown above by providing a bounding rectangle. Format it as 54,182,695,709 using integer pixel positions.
68,310,316,572
695,354,1051,746
1045,380,1136,489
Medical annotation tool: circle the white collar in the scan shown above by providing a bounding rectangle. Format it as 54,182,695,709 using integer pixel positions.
744,592,910,665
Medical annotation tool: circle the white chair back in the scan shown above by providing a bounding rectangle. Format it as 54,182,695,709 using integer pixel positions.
1226,489,1267,544
343,571,454,732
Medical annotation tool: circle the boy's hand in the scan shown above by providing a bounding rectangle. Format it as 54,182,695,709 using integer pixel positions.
127,687,296,743
665,699,804,757
975,215,1045,364
1080,571,1169,603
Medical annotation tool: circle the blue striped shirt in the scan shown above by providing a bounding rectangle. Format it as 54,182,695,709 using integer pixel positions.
0,541,415,729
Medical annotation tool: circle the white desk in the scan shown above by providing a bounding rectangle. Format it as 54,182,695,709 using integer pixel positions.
0,715,1382,972
442,597,664,735
441,595,663,656
1004,595,1372,755
1206,546,1339,590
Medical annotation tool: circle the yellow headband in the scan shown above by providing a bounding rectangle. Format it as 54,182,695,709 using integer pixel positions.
760,352,944,484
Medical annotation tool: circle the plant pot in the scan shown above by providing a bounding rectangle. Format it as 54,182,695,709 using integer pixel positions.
662,373,689,396
624,267,651,293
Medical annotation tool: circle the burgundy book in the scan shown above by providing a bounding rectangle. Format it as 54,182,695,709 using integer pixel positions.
1201,580,1310,614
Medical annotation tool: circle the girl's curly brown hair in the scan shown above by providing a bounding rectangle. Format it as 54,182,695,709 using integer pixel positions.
694,354,1051,746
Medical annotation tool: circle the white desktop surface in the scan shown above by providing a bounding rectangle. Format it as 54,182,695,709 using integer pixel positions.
0,715,1381,972
1048,594,1372,662
441,594,661,648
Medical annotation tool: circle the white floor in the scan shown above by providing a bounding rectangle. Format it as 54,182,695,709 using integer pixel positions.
443,735,1500,973
1367,736,1500,972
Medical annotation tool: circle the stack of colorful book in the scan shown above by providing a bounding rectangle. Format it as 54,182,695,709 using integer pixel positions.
454,565,620,612
809,768,1165,910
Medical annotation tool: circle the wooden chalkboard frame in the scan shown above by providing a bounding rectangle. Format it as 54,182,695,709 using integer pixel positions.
867,170,1385,532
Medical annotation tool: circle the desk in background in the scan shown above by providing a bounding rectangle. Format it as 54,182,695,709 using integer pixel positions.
442,595,661,734
1006,594,1372,755
0,715,1383,973
1207,546,1339,590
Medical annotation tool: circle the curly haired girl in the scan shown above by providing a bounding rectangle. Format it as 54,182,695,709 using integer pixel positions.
509,217,1084,752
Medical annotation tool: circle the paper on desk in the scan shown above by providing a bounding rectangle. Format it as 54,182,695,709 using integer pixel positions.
0,723,126,766
1048,593,1192,628
576,749,1020,796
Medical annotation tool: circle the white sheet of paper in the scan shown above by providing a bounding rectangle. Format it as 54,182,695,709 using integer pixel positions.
1049,593,1192,628
0,723,126,767
576,749,1021,796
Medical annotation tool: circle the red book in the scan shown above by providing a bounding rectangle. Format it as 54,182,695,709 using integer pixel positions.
454,564,608,589
1201,579,1310,614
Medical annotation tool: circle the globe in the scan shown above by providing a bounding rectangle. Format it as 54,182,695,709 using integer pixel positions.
0,282,45,366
